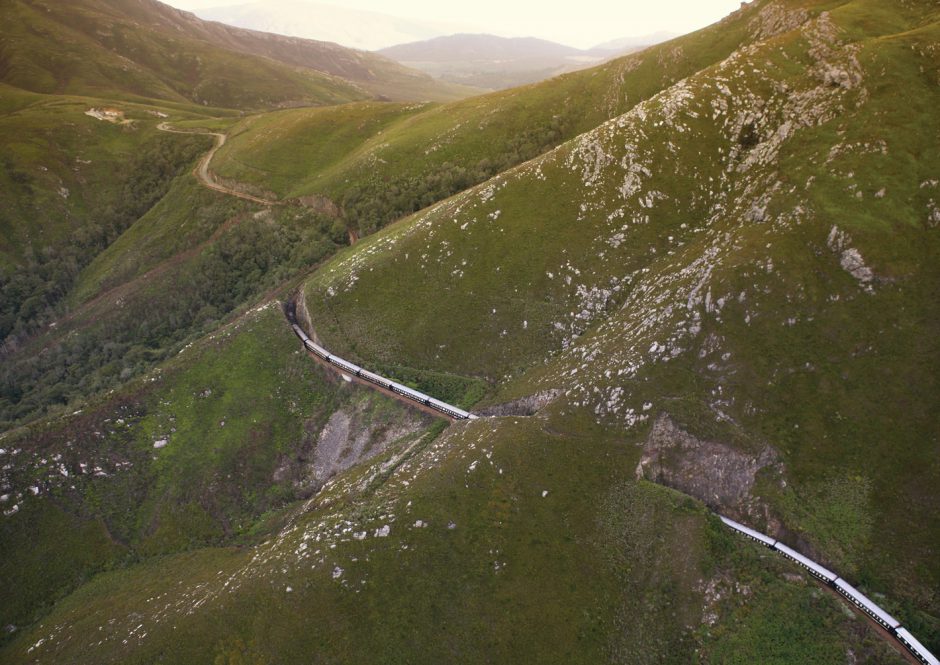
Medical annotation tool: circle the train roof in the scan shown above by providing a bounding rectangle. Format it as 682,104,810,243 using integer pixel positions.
834,579,900,628
896,627,940,665
719,515,777,546
773,542,838,582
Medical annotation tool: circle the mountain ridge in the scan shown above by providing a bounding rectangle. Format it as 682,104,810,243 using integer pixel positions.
376,32,672,90
0,0,475,106
0,0,938,661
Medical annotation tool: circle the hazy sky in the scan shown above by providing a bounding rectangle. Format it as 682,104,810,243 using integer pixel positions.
161,0,747,49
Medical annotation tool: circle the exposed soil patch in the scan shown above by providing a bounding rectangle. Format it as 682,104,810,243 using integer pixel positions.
283,396,432,496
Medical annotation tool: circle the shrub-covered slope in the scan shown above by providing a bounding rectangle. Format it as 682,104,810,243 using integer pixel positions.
0,173,351,428
1,0,938,662
0,89,224,269
0,303,435,641
210,3,766,235
0,379,909,663
304,0,940,643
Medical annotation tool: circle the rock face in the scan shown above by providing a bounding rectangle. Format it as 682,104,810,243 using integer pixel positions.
476,389,562,417
288,398,431,495
635,414,782,515
827,225,874,291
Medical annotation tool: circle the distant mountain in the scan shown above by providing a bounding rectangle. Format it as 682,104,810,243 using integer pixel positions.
378,34,608,91
0,0,474,107
380,34,583,61
591,31,679,53
196,0,473,51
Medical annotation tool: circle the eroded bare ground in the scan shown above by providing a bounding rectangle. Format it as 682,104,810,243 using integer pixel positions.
278,395,434,497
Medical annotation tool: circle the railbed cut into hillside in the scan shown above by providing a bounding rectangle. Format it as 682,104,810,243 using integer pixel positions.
1,0,938,661
304,0,940,645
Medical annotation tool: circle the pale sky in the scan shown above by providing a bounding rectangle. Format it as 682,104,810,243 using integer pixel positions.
161,0,747,49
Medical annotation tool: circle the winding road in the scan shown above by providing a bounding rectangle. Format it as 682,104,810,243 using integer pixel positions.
156,122,280,206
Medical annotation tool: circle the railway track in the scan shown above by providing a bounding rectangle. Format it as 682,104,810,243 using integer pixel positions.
282,301,937,664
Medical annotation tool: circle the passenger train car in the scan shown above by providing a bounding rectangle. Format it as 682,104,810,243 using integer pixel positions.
286,303,933,663
720,516,938,665
289,321,477,421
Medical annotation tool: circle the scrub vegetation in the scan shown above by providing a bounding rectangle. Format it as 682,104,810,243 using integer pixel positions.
1,0,938,662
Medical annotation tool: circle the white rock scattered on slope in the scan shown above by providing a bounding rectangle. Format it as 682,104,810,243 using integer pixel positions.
827,225,874,291
153,439,168,449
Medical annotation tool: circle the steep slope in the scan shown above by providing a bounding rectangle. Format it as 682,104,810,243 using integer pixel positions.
0,316,911,662
210,5,766,236
0,0,472,106
0,301,436,642
1,0,938,661
303,0,940,645
1,0,761,431
0,90,224,269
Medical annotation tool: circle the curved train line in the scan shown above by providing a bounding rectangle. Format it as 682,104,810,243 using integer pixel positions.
720,515,938,665
147,121,935,661
284,303,934,663
286,307,477,421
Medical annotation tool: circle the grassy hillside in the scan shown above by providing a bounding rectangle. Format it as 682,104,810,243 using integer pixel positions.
0,174,351,428
210,4,764,235
0,0,772,426
0,0,937,661
0,88,228,268
303,0,940,646
0,0,474,108
0,389,907,663
0,0,371,110
0,303,434,640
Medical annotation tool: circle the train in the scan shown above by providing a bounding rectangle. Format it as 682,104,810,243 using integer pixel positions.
289,320,477,421
720,515,938,665
285,304,933,662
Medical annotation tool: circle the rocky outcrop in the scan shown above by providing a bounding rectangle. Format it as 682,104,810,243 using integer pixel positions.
281,397,432,496
827,225,875,291
635,414,783,516
476,389,562,417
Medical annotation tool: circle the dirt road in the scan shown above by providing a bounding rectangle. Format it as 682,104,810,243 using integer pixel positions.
156,122,280,206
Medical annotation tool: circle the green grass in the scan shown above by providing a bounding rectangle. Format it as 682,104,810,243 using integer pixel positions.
0,0,368,110
2,0,939,661
69,175,246,305
0,0,475,109
298,0,940,645
210,4,760,235
0,411,908,663
0,304,431,636
211,102,428,199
